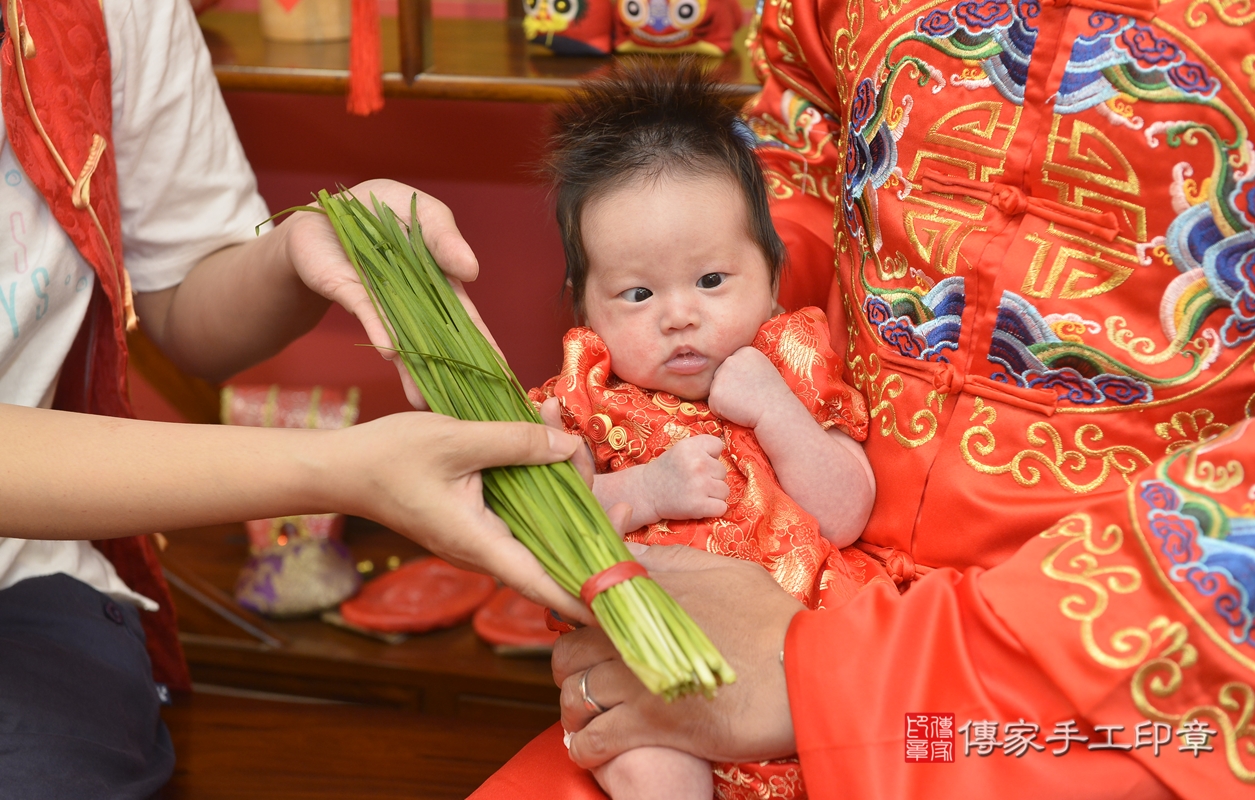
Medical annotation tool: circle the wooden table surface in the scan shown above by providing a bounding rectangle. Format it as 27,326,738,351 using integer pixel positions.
162,518,561,727
199,11,760,103
160,690,543,799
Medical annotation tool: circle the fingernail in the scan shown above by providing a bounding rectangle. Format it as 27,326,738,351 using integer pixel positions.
547,427,577,455
624,541,648,557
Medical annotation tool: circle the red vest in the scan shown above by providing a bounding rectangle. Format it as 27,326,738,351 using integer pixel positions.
2,0,189,690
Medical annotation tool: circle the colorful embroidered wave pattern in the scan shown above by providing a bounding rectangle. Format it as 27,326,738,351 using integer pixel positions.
1137,446,1255,653
839,1,1253,408
862,276,964,363
841,33,954,260
986,289,1157,403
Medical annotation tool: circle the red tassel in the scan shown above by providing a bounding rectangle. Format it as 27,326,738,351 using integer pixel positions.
348,0,383,116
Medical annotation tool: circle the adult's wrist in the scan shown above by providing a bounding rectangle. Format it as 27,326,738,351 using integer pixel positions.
779,606,812,756
297,427,352,517
276,212,336,307
275,208,308,283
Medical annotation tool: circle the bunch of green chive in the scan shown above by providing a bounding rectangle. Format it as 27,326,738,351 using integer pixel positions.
316,189,736,700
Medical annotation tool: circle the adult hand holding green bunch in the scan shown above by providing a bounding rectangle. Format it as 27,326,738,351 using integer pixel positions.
317,189,735,700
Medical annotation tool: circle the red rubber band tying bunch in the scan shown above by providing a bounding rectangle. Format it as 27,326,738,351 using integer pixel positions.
580,561,648,606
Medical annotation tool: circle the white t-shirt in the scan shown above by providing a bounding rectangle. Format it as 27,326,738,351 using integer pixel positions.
0,0,272,607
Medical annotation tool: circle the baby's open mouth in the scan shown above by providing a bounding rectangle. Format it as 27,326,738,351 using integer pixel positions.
665,350,709,375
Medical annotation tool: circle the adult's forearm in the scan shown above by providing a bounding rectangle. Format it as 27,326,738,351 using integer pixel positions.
0,403,328,539
136,219,330,383
1,403,595,620
753,402,874,546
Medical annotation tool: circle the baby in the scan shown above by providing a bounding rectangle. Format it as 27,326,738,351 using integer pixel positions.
532,60,882,800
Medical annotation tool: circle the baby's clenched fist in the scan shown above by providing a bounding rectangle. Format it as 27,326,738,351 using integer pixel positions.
708,347,791,429
641,434,730,522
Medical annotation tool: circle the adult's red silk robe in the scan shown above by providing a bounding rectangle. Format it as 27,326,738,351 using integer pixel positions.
473,0,1255,793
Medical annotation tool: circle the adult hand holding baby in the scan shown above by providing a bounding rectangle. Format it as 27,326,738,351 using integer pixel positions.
555,545,805,767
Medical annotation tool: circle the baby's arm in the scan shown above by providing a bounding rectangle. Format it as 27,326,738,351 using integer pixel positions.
540,395,729,531
709,347,875,548
593,745,713,800
592,436,730,531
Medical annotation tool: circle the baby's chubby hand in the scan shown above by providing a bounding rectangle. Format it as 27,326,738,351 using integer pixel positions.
641,435,730,523
708,347,793,429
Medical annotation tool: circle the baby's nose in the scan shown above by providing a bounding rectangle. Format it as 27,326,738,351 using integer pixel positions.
660,295,701,331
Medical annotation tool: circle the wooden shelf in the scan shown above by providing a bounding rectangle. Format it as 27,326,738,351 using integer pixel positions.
162,518,562,728
199,11,760,103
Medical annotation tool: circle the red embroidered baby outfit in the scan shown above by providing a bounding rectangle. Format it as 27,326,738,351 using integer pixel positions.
533,307,890,799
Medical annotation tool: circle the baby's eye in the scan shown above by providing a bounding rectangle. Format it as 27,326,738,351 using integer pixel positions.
698,273,725,289
620,287,653,303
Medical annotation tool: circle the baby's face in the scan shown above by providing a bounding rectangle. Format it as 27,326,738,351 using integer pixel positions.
581,171,775,401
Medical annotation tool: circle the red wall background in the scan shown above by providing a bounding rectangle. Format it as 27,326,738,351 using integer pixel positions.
130,92,574,423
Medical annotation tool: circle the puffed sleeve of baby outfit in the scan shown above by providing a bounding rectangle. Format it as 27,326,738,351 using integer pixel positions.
527,377,558,407
752,307,868,442
528,326,615,450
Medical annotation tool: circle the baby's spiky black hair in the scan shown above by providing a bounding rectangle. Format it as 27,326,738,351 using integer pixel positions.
547,58,786,317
